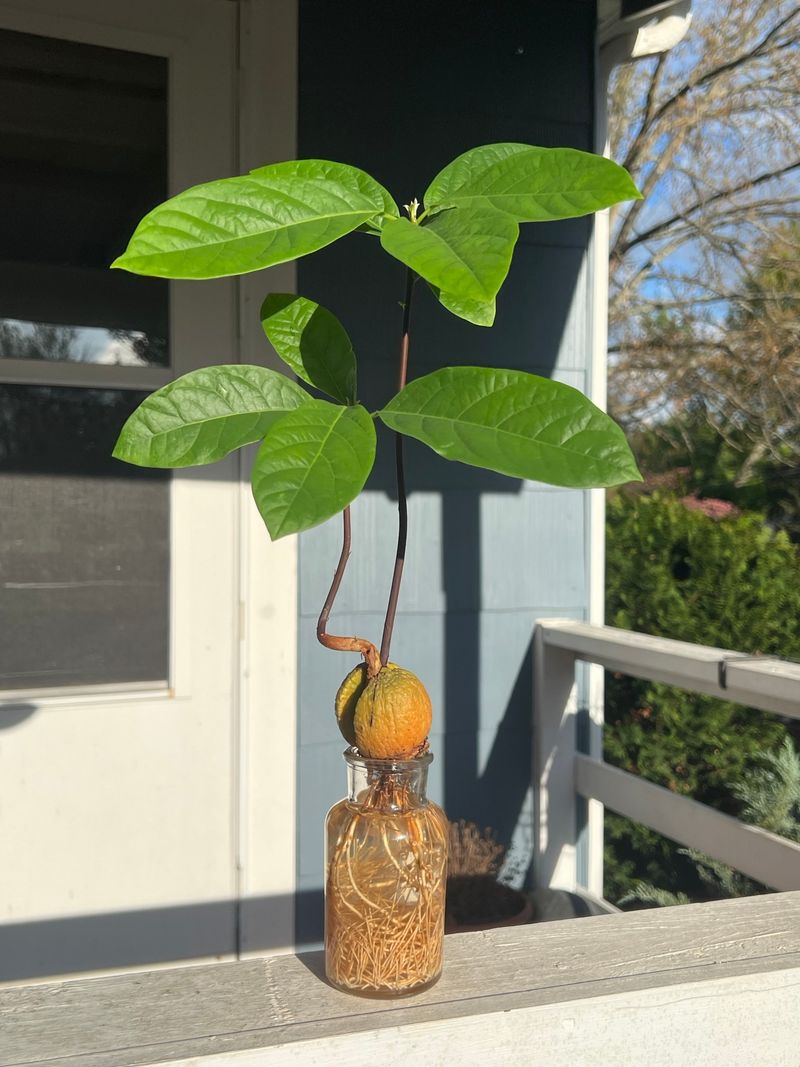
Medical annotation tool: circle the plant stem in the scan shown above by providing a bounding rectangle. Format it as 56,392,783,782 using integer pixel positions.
317,506,381,677
380,267,415,665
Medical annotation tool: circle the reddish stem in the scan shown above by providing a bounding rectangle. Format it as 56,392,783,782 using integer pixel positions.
317,507,381,678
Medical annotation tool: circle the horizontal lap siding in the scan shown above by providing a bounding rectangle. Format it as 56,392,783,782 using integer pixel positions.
296,0,596,943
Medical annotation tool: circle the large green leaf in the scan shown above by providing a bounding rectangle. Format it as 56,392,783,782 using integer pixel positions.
428,284,496,327
380,205,518,302
113,365,309,467
250,162,398,220
260,294,357,404
252,401,376,539
112,160,398,279
378,366,642,488
425,143,642,222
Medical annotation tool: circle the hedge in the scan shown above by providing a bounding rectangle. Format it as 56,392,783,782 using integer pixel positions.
604,492,800,901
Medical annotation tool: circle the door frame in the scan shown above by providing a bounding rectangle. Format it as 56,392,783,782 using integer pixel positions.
233,0,299,957
0,0,300,962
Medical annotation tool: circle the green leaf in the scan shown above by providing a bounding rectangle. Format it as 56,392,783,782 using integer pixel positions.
378,366,642,488
380,206,518,302
113,365,309,468
428,284,496,326
425,143,642,222
251,161,398,220
112,160,399,279
261,294,357,404
252,401,376,539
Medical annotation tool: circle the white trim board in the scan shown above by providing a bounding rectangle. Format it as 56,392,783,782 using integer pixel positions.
234,0,300,957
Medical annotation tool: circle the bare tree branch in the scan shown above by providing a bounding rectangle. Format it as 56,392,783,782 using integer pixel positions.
647,6,800,131
607,0,800,473
615,159,800,259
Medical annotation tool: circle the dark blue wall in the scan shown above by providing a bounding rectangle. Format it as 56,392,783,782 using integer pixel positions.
295,0,597,944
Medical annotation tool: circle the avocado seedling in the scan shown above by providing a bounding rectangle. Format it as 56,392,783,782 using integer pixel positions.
111,143,642,992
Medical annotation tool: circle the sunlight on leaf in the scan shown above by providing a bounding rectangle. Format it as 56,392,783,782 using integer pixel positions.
427,284,496,326
381,206,518,302
113,365,309,467
251,401,376,539
425,143,641,222
379,366,642,487
113,160,398,279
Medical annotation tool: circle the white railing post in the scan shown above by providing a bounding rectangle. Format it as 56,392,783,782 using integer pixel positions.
585,660,605,898
533,623,579,891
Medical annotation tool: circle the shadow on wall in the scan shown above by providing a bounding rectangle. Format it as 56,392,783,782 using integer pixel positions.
0,893,304,984
0,704,36,729
294,231,587,943
292,0,596,948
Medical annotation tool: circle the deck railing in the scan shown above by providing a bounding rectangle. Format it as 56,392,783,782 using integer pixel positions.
5,892,800,1065
6,896,800,1062
533,620,800,898
6,623,800,1064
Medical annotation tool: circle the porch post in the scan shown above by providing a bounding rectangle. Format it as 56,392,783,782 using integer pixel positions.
532,623,579,890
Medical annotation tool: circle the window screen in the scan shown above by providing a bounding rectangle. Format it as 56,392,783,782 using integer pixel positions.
0,385,169,689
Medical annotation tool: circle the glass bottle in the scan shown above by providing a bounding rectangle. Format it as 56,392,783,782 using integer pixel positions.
325,748,448,997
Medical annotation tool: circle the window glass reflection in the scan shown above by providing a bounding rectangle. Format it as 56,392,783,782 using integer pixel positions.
0,29,168,366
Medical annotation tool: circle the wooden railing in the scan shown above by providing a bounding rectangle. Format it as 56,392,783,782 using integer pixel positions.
5,623,800,1064
533,620,800,896
5,892,800,1065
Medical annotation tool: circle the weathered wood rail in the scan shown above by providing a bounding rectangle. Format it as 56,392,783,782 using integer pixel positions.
533,620,800,896
3,892,800,1066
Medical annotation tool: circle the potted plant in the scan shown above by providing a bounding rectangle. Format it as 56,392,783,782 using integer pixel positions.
111,143,641,995
446,821,533,933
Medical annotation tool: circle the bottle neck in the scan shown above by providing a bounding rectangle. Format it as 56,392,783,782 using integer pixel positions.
344,749,432,812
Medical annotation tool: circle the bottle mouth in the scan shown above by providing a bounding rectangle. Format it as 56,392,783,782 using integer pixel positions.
343,746,433,773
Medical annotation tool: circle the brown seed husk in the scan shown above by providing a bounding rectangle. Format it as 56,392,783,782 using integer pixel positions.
334,664,367,747
354,665,432,760
334,662,399,748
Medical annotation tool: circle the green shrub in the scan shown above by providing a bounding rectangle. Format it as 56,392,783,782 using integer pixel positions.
615,739,800,908
604,492,800,902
